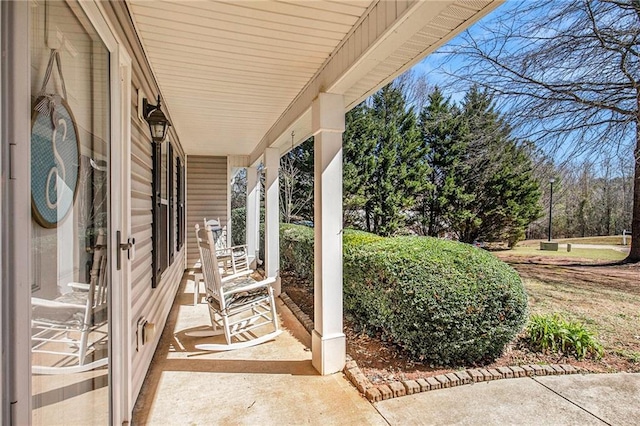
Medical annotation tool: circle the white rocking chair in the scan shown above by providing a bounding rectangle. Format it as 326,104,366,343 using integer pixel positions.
204,218,250,275
31,229,109,374
191,223,281,351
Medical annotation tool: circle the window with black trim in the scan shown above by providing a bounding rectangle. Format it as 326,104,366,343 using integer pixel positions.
168,144,174,265
176,157,185,251
152,140,175,288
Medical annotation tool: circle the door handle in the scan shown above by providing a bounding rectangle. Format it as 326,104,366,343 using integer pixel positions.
116,230,136,270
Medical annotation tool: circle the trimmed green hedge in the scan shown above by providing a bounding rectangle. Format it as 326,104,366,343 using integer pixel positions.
280,224,314,286
279,225,384,286
280,224,528,366
231,207,247,246
231,207,265,259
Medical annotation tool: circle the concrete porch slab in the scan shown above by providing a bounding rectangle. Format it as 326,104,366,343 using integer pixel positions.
132,274,384,425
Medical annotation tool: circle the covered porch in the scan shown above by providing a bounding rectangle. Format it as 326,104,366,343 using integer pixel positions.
1,1,503,424
129,0,502,376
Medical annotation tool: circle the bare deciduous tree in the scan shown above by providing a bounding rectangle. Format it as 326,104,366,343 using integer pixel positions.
280,155,312,223
440,0,640,261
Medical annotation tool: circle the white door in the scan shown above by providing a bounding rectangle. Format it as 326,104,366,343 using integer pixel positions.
27,1,124,424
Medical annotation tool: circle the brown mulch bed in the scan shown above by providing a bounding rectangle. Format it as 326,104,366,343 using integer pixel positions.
280,260,640,387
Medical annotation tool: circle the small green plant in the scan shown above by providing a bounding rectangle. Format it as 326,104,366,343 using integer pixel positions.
526,314,603,360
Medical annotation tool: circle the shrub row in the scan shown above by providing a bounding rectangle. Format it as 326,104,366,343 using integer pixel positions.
280,224,528,366
231,207,265,259
280,223,314,286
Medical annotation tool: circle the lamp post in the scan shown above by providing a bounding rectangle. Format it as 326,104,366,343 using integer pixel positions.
548,178,555,242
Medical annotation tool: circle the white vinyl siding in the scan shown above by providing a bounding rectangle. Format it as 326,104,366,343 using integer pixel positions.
186,156,228,267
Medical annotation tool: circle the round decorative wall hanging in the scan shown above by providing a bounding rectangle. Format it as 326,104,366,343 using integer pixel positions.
31,49,80,228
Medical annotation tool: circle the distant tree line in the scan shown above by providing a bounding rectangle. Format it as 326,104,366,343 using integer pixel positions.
527,155,633,240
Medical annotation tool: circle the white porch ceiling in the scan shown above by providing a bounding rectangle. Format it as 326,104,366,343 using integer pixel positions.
127,0,500,159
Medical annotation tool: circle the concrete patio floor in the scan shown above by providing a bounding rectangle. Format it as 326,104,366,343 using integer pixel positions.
375,372,640,425
133,272,640,425
131,273,384,425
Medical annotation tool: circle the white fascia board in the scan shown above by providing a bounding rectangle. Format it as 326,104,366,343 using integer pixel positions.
248,0,502,165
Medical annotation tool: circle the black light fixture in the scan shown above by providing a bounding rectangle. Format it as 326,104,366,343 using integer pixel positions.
143,95,171,143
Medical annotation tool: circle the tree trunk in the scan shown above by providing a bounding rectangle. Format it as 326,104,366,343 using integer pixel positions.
626,112,640,262
365,207,371,233
428,195,436,237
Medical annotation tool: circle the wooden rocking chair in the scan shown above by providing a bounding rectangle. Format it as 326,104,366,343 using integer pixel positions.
203,218,250,274
31,229,109,374
191,223,281,350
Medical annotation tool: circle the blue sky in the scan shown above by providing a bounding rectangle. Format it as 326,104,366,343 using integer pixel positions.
411,1,518,103
404,1,635,177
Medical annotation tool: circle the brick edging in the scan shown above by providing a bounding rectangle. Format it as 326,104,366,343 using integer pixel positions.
348,361,582,402
280,292,585,402
280,292,314,334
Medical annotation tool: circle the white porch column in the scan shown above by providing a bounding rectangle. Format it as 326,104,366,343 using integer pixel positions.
226,158,233,247
311,92,346,375
264,148,281,294
246,166,260,268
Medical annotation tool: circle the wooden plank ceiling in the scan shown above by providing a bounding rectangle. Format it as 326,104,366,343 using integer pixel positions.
127,0,498,157
128,0,372,156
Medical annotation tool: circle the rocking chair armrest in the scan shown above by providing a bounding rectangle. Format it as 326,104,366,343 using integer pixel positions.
31,296,85,310
67,282,91,291
222,276,277,296
216,247,232,255
220,269,255,282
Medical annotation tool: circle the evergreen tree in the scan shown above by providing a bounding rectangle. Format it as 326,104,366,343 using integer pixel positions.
342,81,540,243
456,87,542,245
418,87,468,236
368,83,425,235
416,85,541,245
343,103,377,230
343,83,426,236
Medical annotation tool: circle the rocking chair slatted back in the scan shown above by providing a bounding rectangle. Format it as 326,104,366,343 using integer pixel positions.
195,223,224,307
203,217,250,275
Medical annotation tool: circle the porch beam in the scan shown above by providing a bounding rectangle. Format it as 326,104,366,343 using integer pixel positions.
246,166,260,269
248,1,502,165
311,93,346,375
264,147,281,294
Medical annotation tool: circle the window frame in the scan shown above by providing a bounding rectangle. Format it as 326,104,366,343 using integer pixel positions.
176,156,185,251
152,140,174,288
168,143,174,265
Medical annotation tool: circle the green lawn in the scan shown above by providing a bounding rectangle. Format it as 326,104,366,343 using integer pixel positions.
558,235,632,245
503,246,627,262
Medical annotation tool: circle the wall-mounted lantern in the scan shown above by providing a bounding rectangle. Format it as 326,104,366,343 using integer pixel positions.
143,95,171,143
